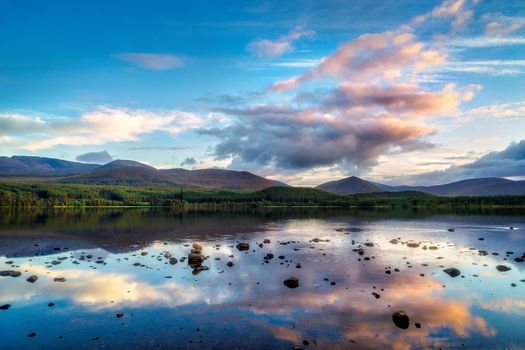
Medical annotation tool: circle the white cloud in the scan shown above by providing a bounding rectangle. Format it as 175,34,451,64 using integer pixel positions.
446,36,525,47
0,107,213,151
466,100,525,119
115,53,186,70
247,28,315,58
483,13,525,37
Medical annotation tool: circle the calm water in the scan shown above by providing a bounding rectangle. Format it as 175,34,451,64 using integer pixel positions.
0,208,524,349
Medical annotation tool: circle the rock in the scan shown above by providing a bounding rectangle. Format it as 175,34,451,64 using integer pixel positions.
372,292,380,299
192,242,203,252
27,332,36,337
236,243,250,251
48,303,55,307
264,253,274,260
188,253,205,266
116,313,124,318
0,304,11,310
26,275,38,283
140,251,148,256
496,265,511,272
407,242,420,248
0,270,21,277
392,310,410,329
390,239,398,244
227,261,234,267
364,242,374,247
163,252,172,259
443,268,461,277
514,257,524,263
478,250,488,256
296,263,302,268
415,322,421,329
169,257,178,265
448,228,455,232
263,239,271,244
54,277,66,282
283,277,299,289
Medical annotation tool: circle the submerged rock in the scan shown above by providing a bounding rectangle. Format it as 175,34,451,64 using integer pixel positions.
392,310,410,329
236,243,250,251
0,270,21,277
26,275,38,283
0,304,11,310
169,257,178,265
188,253,205,266
54,277,66,282
443,268,461,277
496,265,511,272
283,277,299,289
192,242,203,252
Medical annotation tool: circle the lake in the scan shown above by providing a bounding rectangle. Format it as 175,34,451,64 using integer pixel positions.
0,208,524,349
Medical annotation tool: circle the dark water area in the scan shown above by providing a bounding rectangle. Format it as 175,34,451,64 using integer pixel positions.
0,207,524,349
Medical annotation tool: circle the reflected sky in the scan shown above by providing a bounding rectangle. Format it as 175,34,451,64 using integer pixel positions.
0,209,524,349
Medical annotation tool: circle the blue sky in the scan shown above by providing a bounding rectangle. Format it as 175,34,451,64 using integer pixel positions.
1,0,525,185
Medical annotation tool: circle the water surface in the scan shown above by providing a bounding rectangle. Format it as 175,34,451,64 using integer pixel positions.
0,208,524,349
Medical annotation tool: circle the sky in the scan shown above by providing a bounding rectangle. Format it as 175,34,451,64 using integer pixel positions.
1,0,524,186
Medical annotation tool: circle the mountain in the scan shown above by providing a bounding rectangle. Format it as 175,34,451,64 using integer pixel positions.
54,159,286,190
317,176,525,196
316,176,394,195
161,168,285,190
400,177,525,196
0,156,99,175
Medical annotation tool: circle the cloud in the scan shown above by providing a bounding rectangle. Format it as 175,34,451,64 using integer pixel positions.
270,30,447,92
0,107,209,151
483,13,525,37
202,105,433,173
76,150,113,164
410,0,473,30
446,36,525,47
465,100,525,119
438,60,525,76
202,0,478,176
247,28,314,58
181,157,197,167
115,53,186,70
304,83,467,116
390,139,525,184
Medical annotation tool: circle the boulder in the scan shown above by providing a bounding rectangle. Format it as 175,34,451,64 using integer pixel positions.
392,310,410,329
496,265,511,272
236,242,250,251
26,275,38,283
283,277,299,289
0,270,21,277
443,268,461,277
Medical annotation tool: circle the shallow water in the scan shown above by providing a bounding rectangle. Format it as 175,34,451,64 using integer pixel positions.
0,208,524,349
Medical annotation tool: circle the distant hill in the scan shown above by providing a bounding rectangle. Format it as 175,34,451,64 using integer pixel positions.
0,156,98,175
317,176,525,196
161,168,286,190
399,177,525,196
316,176,394,195
2,155,524,195
58,164,286,190
0,156,287,190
